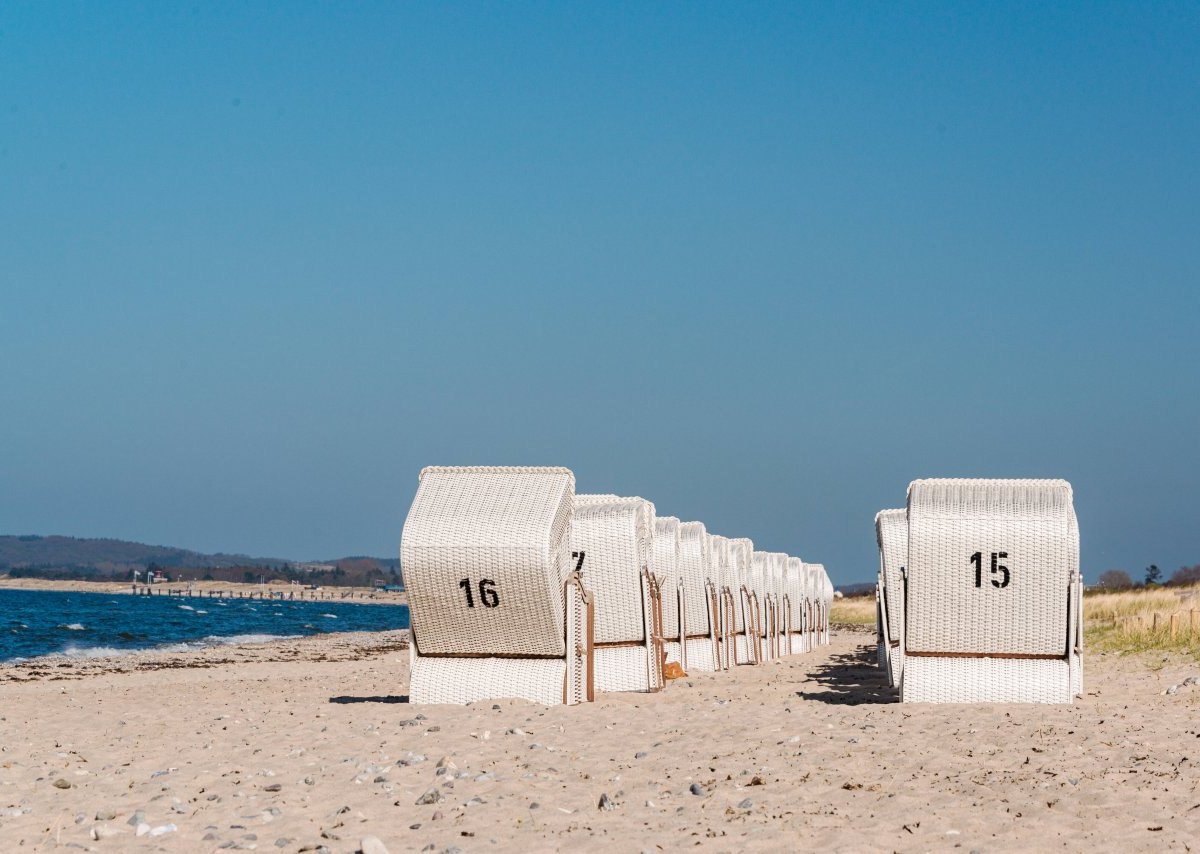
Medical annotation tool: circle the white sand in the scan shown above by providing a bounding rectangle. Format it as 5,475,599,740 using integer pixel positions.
2,627,1198,852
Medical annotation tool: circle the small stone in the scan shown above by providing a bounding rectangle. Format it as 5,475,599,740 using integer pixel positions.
148,823,177,837
416,788,442,805
1166,685,1179,695
95,809,117,821
360,835,391,854
528,802,540,810
274,840,293,849
127,810,146,827
689,783,705,796
90,824,122,841
431,810,443,821
738,798,753,809
598,793,616,811
264,783,282,792
634,752,648,759
135,822,151,837
52,778,72,789
492,704,501,710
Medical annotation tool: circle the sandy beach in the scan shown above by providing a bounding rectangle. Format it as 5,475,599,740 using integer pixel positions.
2,627,1198,853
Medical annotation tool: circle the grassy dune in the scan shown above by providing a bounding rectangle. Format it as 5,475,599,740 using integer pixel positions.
835,584,1200,659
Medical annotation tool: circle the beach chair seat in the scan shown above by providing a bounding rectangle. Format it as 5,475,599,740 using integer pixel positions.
875,508,906,688
401,466,594,705
901,478,1080,704
679,522,721,671
572,495,663,693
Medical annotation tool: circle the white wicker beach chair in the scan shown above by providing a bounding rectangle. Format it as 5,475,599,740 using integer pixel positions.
401,466,593,705
708,534,735,670
679,522,721,672
769,553,789,658
901,478,1081,704
875,508,907,687
822,567,833,644
749,552,776,661
727,537,759,665
652,516,685,669
785,556,808,655
571,495,663,693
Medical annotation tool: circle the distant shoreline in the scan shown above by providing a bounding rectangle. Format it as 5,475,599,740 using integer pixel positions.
0,575,408,607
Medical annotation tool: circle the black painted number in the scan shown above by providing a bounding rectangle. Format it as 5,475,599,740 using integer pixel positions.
970,552,1010,589
571,551,585,572
458,577,500,608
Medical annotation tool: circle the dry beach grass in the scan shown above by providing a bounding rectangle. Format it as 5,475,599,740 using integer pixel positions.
2,623,1200,852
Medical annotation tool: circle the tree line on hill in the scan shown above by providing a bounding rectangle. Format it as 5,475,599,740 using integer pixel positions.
1096,564,1200,590
0,535,402,588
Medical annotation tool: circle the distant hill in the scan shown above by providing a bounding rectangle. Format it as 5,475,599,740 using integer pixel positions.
0,535,400,587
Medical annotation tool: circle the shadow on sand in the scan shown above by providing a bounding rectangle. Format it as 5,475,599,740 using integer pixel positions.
328,695,410,704
796,643,896,705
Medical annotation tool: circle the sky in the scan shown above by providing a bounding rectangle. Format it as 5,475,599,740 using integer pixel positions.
1,2,1197,584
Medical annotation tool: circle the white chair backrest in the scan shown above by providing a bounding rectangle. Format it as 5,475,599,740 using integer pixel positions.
571,496,654,645
728,537,754,631
785,556,805,627
402,466,574,657
653,516,682,639
875,509,906,646
678,522,711,633
906,478,1076,656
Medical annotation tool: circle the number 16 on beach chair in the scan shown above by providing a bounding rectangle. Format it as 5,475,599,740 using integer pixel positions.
901,478,1081,704
401,466,594,705
571,495,664,693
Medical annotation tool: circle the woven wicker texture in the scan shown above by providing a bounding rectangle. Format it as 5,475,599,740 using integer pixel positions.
409,655,568,705
727,538,754,634
402,466,574,657
875,508,907,684
906,479,1075,655
727,537,758,664
685,637,718,672
901,656,1073,704
785,556,807,648
708,534,733,670
677,522,713,634
653,516,683,645
750,552,775,660
594,646,659,694
571,497,653,645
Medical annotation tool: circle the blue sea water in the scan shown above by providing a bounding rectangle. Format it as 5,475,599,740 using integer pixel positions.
0,588,409,663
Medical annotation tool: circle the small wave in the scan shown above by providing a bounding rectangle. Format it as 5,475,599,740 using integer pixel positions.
321,614,337,619
177,605,195,611
195,610,208,615
201,633,300,647
58,623,86,631
57,644,134,659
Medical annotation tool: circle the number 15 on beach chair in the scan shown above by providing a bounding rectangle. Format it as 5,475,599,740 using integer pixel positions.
901,478,1080,704
401,466,594,705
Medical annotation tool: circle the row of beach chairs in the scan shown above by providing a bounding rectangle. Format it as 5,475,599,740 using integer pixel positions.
875,478,1083,704
400,466,833,704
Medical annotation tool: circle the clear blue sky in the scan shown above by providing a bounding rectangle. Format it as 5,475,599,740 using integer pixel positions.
2,2,1197,583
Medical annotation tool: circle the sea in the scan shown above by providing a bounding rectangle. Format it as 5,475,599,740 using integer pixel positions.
0,588,410,663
